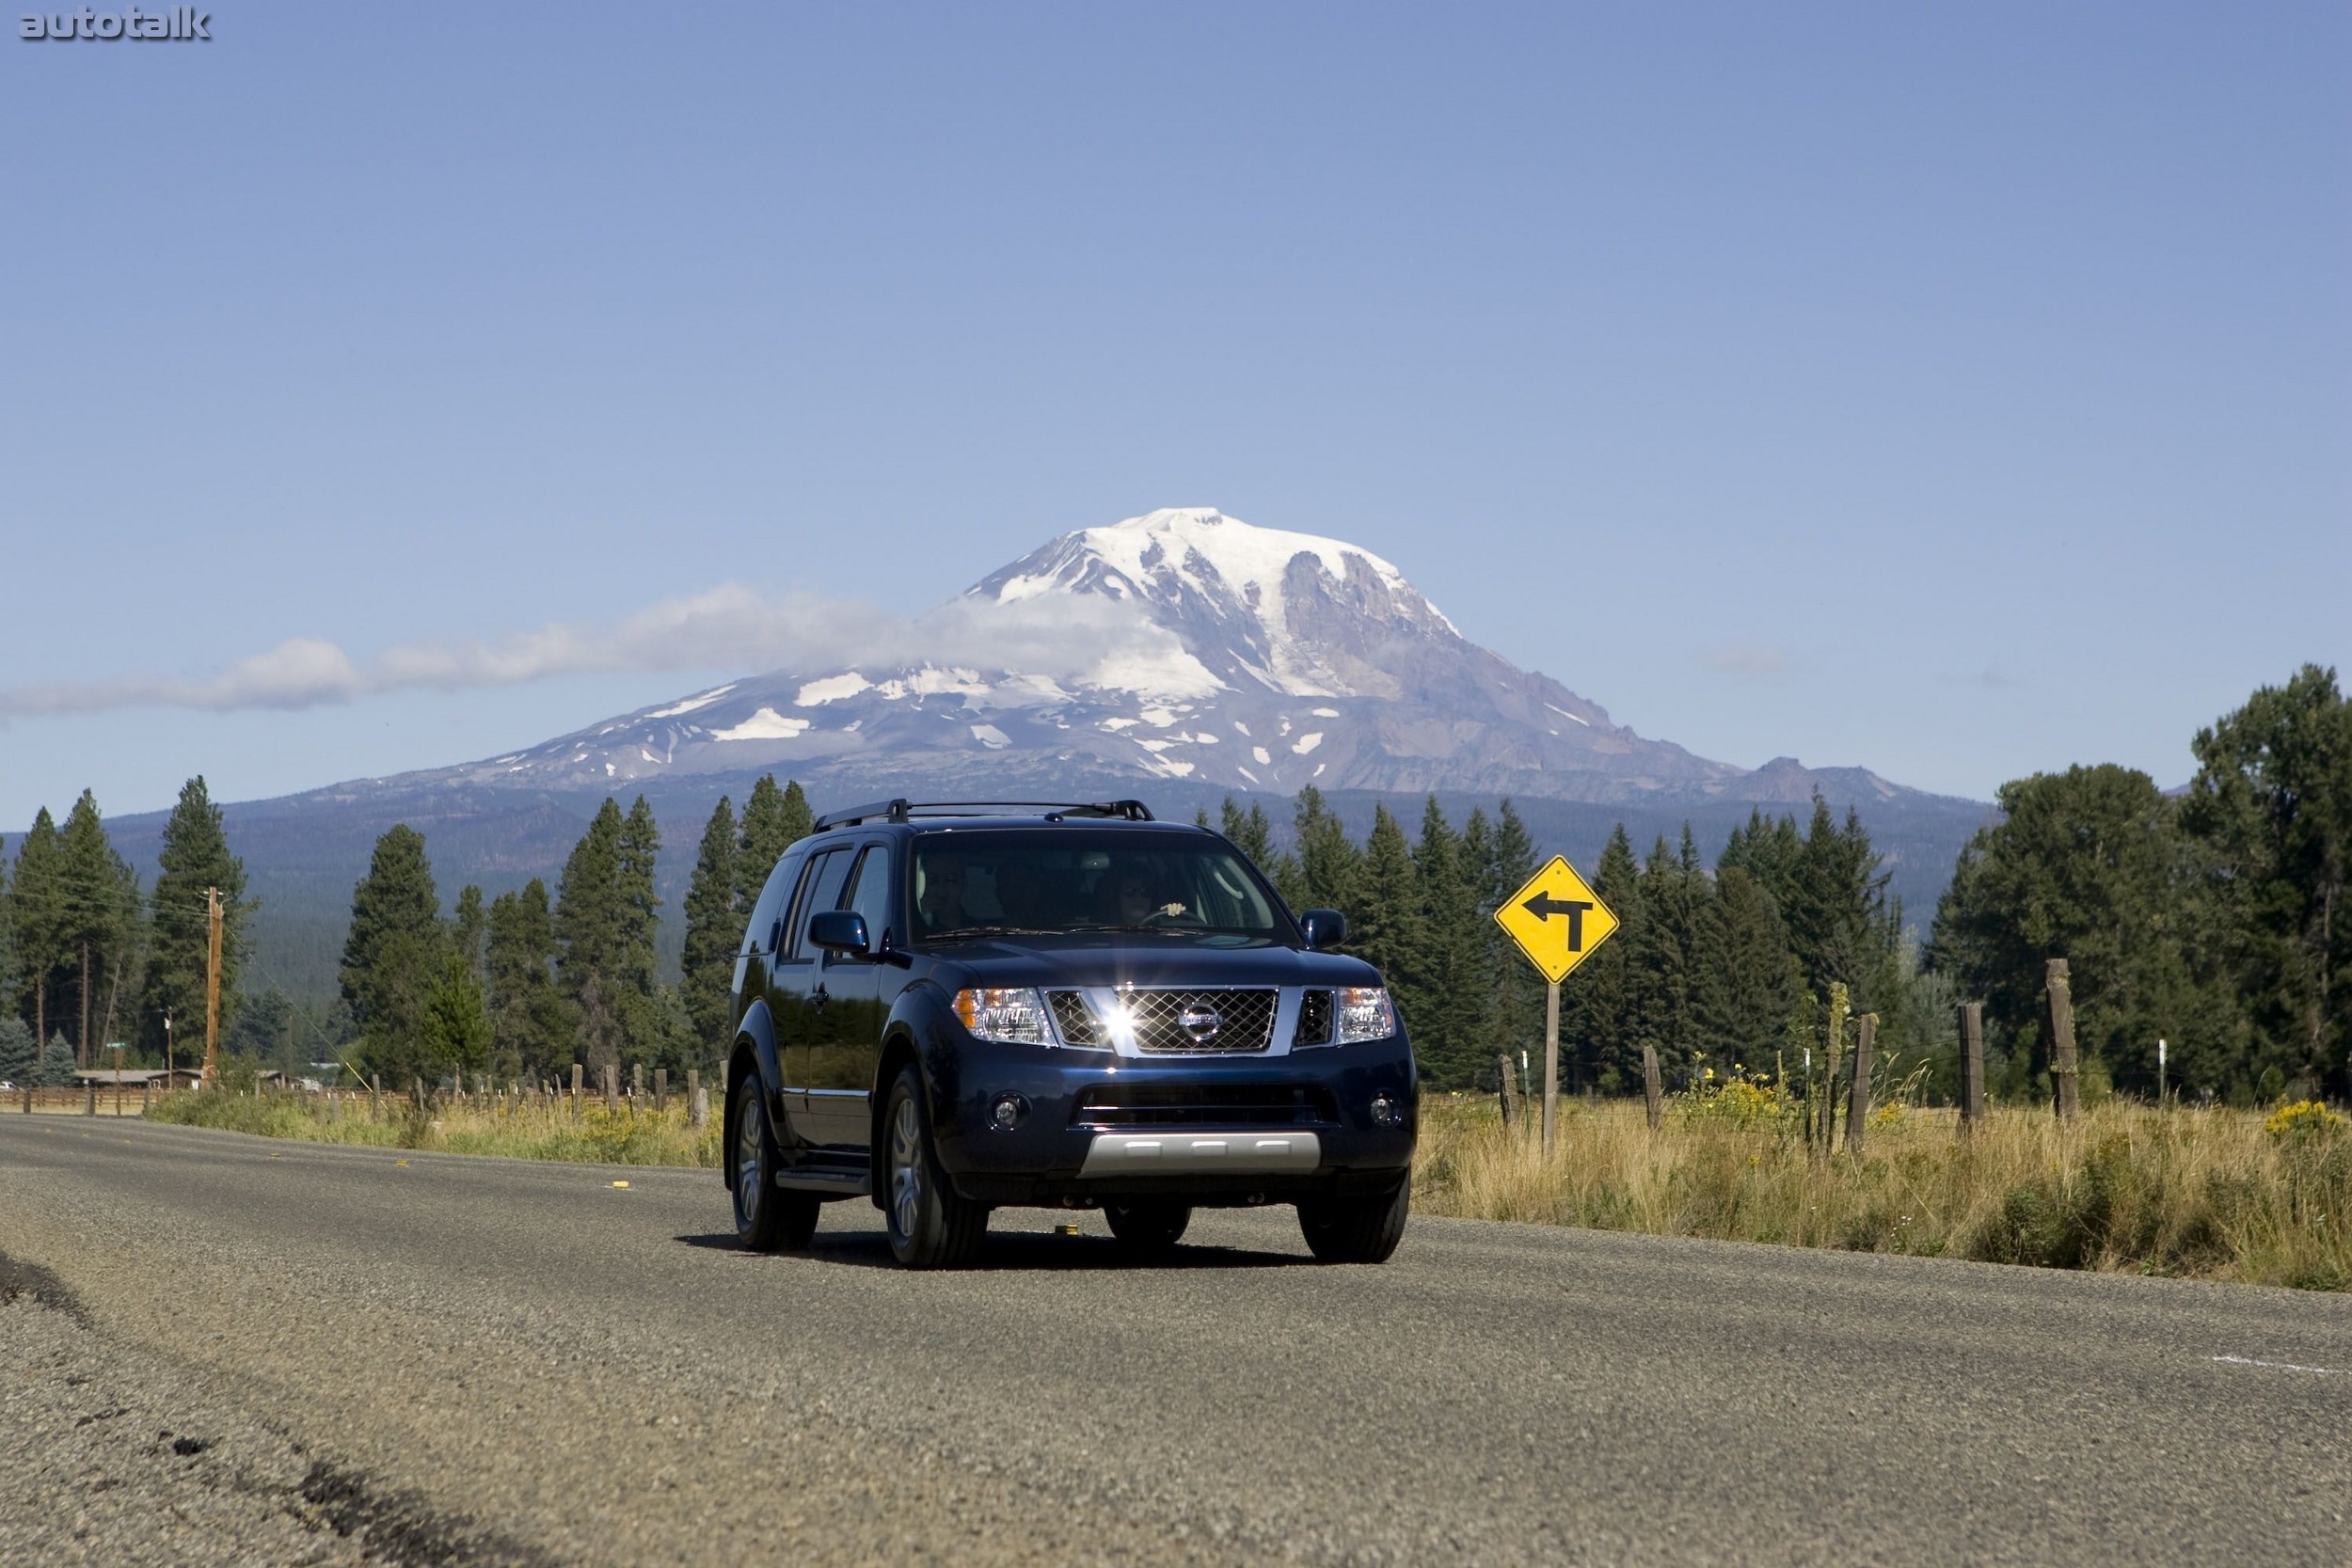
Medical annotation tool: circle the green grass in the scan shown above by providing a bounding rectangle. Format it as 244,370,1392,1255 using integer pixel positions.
1413,1091,2349,1291
147,1089,723,1166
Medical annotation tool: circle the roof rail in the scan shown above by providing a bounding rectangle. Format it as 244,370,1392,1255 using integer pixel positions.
812,798,912,831
812,799,1155,831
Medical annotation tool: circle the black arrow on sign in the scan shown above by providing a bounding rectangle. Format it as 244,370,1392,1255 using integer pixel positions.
1522,893,1594,951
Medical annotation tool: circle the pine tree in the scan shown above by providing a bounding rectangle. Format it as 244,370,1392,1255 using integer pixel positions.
421,949,493,1083
1623,832,1706,1088
736,777,812,911
2182,665,2352,1101
1351,804,1428,1056
0,846,16,1028
1562,825,1642,1092
1411,798,1483,1087
1458,806,1504,1083
617,797,662,1004
7,809,66,1048
142,777,250,1060
681,797,741,1051
1219,797,1278,874
1483,800,1546,1079
0,1018,33,1085
39,1031,74,1087
556,800,627,1078
340,825,447,1085
486,879,569,1080
451,885,487,981
56,791,141,1068
1292,787,1362,914
1931,764,2218,1097
1698,865,1797,1069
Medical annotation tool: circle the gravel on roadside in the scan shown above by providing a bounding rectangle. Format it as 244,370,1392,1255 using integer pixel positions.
0,1252,545,1568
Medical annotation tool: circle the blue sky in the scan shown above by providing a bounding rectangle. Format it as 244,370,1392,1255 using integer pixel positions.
4,2,2345,828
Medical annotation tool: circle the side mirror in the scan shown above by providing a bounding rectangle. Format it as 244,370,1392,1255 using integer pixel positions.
806,910,870,957
1299,909,1346,950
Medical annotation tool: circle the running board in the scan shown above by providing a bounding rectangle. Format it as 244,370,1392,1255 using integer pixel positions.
775,1166,872,1196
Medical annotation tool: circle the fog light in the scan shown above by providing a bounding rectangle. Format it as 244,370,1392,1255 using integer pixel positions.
1370,1093,1401,1127
990,1094,1026,1131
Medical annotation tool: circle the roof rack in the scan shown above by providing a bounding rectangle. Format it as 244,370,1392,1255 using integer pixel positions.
812,799,1156,832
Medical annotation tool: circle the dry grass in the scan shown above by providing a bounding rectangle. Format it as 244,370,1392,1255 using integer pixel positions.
1411,1089,2349,1291
146,1089,723,1167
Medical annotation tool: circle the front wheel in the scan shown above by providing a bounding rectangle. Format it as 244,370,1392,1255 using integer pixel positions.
732,1073,818,1252
1297,1180,1409,1264
882,1068,989,1269
1104,1200,1191,1257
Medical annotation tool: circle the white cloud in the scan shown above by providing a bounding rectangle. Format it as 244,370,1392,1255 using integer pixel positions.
0,580,1201,720
1703,644,1788,677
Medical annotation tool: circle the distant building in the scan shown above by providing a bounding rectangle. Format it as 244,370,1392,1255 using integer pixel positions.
72,1068,205,1089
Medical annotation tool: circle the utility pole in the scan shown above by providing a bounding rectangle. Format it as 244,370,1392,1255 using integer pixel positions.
201,887,224,1086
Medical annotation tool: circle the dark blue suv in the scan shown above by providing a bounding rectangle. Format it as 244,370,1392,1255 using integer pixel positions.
722,800,1417,1268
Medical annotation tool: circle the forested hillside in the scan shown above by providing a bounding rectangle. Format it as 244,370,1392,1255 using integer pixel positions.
8,666,2344,1107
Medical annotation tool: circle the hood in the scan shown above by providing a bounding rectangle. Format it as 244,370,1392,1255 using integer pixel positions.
925,932,1382,990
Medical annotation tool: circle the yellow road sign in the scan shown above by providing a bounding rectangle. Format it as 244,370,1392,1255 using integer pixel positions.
1494,855,1619,985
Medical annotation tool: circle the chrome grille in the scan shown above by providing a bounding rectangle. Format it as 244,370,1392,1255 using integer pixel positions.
1114,988,1279,1053
1293,990,1332,1048
1047,990,1102,1046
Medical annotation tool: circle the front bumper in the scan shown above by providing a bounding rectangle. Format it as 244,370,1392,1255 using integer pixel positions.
928,1032,1417,1206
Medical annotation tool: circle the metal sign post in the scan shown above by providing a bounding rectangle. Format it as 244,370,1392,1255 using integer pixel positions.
1542,980,1561,1152
1494,855,1620,1155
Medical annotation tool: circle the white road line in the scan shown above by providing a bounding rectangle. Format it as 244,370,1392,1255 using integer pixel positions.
2208,1354,2349,1376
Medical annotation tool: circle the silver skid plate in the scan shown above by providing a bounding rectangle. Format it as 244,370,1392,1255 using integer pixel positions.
1078,1131,1322,1177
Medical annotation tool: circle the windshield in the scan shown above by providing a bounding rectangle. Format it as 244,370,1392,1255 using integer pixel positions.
912,831,1288,942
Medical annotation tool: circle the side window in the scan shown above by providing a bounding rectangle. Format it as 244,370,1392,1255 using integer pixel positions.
750,854,803,955
783,849,852,960
841,845,894,956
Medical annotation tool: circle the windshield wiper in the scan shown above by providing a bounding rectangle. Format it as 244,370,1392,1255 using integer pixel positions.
922,926,1060,942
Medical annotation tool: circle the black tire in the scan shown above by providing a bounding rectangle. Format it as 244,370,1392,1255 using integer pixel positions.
1297,1180,1409,1264
732,1073,818,1253
1104,1200,1192,1257
882,1068,988,1269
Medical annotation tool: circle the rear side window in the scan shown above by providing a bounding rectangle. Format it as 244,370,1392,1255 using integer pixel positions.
783,849,853,960
749,854,805,955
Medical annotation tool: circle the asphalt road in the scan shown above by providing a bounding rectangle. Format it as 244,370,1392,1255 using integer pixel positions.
1,1117,2345,1567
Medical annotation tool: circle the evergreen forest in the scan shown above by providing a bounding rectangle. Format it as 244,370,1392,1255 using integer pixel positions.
4,666,2344,1108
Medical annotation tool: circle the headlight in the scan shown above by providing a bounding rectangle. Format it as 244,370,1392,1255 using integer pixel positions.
1332,987,1396,1044
953,988,1053,1046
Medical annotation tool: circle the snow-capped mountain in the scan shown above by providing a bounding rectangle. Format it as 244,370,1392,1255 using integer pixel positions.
411,507,1897,806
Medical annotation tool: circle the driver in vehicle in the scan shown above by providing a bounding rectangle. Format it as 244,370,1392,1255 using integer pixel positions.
1113,863,1188,927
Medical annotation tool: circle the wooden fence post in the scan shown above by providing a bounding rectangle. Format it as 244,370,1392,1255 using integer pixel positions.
630,1062,644,1107
1642,1044,1663,1133
1959,1002,1984,1131
1846,1013,1877,1154
1497,1053,1520,1129
570,1063,583,1121
2046,958,2080,1120
688,1069,707,1129
654,1068,668,1114
602,1064,617,1114
85,1084,97,1117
